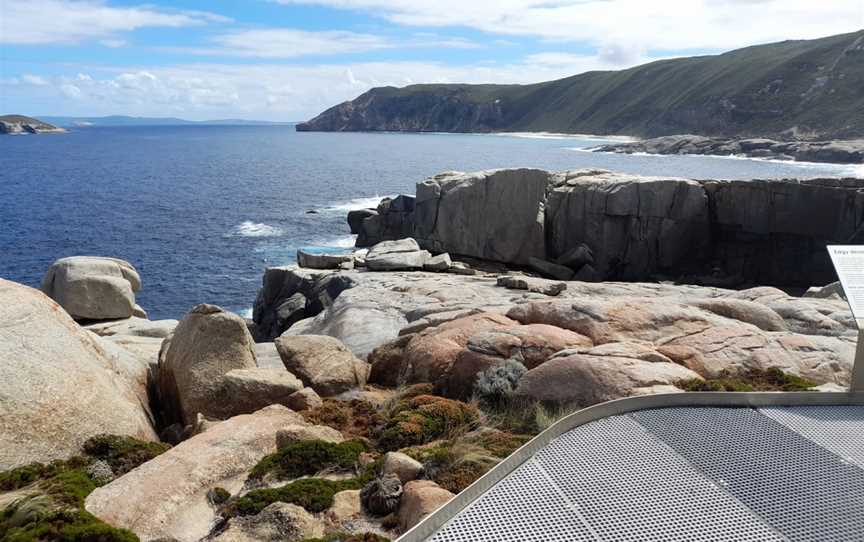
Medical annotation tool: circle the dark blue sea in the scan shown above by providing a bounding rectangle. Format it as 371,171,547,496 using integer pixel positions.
2,126,861,320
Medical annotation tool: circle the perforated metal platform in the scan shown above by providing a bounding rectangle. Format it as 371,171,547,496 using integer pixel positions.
400,395,864,542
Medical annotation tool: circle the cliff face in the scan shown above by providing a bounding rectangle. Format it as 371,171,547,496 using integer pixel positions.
298,30,864,139
352,168,864,288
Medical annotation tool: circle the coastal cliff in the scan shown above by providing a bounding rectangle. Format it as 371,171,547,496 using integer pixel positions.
298,30,864,140
0,114,66,134
350,168,864,288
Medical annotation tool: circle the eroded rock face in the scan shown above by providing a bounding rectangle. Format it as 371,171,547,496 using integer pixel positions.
221,368,304,415
275,334,368,396
41,256,142,320
414,169,551,265
0,279,157,470
85,405,306,542
157,304,258,426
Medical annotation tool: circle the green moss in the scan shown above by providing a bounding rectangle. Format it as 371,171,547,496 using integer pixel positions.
299,533,390,542
81,435,170,477
0,457,90,493
678,367,817,392
0,506,138,542
207,487,231,506
379,395,478,451
226,477,369,516
250,440,367,481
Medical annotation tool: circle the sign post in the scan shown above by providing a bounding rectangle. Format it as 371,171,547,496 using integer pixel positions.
827,246,864,392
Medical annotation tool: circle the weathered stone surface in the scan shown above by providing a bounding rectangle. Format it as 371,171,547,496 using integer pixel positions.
414,169,551,265
297,249,354,270
382,452,424,484
348,208,378,234
325,489,363,525
528,257,574,281
398,480,454,533
497,275,566,296
0,279,157,470
365,238,431,271
355,195,416,247
253,266,356,341
285,387,323,411
275,334,368,396
158,304,258,426
221,368,304,414
41,256,142,320
212,502,324,542
275,424,343,449
424,253,453,272
515,345,701,405
254,342,284,370
86,405,306,542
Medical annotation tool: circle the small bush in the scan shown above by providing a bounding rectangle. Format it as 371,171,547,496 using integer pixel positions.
81,435,170,477
207,487,231,506
474,360,527,407
379,395,478,451
250,439,367,481
0,457,89,492
678,367,816,392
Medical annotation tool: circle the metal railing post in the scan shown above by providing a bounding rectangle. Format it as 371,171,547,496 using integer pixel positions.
852,325,864,392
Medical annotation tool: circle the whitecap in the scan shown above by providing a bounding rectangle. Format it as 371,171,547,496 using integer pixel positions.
233,221,284,237
323,195,393,213
239,307,253,319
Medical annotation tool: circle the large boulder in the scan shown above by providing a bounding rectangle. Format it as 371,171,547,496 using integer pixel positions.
398,480,454,533
221,368,305,414
0,279,157,470
365,238,431,271
414,169,551,265
275,334,369,396
515,343,700,406
41,256,142,320
86,405,305,542
157,304,258,426
355,195,416,247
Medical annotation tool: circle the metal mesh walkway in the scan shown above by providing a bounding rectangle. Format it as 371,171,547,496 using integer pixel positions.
411,404,864,542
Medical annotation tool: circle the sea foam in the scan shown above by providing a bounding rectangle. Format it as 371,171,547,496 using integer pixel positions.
233,221,284,237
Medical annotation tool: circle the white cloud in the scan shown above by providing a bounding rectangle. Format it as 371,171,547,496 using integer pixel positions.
274,0,864,52
100,39,128,48
162,28,481,58
0,0,229,45
20,74,49,86
5,57,617,120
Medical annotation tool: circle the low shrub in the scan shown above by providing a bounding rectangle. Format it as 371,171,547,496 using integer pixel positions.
226,477,368,517
81,434,170,477
303,400,386,440
250,439,367,481
379,395,479,451
678,367,816,392
0,505,138,542
473,360,527,407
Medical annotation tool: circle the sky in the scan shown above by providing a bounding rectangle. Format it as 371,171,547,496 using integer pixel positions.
1,0,863,121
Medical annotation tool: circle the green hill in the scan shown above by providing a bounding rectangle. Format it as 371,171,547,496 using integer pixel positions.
297,30,864,139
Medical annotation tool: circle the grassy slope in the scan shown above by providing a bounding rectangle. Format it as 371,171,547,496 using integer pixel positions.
303,30,864,138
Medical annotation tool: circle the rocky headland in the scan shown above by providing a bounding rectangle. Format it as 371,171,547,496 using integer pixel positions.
0,114,66,134
593,134,864,164
0,168,858,542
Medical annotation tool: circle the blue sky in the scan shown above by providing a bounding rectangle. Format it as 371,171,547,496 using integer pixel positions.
1,0,862,121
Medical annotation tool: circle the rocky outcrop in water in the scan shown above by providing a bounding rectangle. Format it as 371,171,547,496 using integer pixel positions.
594,135,864,164
352,168,864,288
0,114,66,134
41,256,144,320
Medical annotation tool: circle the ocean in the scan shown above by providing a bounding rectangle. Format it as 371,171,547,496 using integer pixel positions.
1,125,861,320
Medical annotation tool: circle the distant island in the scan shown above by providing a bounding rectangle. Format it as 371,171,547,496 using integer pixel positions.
0,115,66,134
41,115,296,127
298,30,864,141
